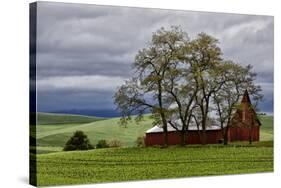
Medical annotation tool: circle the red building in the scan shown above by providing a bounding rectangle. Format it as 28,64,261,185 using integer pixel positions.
145,90,261,146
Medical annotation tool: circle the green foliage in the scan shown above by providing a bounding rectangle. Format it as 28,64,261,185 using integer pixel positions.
63,131,94,151
114,26,190,132
36,146,273,186
96,139,109,149
108,139,122,148
136,136,145,147
95,139,122,149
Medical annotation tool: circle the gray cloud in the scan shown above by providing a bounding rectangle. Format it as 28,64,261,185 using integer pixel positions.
35,2,274,113
37,90,115,111
37,75,125,92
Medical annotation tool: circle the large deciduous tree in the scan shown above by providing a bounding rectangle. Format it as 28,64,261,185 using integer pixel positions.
114,26,263,146
212,63,263,145
163,57,199,145
187,33,225,145
114,26,189,146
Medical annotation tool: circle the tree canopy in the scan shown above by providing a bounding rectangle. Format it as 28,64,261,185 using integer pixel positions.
63,130,94,151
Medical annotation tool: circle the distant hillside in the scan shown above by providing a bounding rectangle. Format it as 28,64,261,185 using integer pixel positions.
52,108,151,118
35,115,273,151
37,112,104,125
36,115,154,148
259,115,273,141
52,109,122,118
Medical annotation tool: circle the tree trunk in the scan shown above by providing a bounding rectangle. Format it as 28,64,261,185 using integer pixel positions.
223,127,229,145
195,124,203,144
201,116,207,145
157,80,169,147
223,120,231,145
162,120,168,147
180,131,186,146
202,130,207,145
164,129,168,147
200,107,208,145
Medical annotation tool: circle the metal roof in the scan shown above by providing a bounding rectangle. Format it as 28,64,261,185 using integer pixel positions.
145,123,222,133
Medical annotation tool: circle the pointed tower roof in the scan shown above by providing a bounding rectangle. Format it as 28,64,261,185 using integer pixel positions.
241,89,251,104
240,89,261,126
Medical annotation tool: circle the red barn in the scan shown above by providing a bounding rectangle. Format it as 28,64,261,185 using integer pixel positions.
228,90,261,142
145,90,261,146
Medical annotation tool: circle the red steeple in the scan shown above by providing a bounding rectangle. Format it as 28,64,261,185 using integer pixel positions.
241,90,251,104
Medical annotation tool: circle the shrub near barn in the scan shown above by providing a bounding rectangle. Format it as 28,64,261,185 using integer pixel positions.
63,131,94,151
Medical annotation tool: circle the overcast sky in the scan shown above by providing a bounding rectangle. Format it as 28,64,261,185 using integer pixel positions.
36,2,274,114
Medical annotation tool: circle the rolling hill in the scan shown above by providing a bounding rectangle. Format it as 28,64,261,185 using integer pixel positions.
258,115,274,141
35,114,154,149
36,112,104,125
31,114,273,186
33,113,273,153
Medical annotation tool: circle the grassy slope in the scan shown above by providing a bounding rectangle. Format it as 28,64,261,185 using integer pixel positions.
35,146,273,186
259,115,274,141
37,112,103,125
36,115,273,149
36,115,154,148
34,115,274,186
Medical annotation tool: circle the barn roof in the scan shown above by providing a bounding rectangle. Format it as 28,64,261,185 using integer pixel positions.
146,90,262,134
145,123,222,133
237,90,262,126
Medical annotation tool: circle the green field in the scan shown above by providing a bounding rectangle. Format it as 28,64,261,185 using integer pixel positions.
32,113,273,186
34,114,273,151
35,146,273,186
36,112,104,125
35,114,154,150
258,115,274,141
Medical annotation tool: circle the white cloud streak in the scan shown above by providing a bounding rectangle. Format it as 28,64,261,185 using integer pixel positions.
37,75,125,92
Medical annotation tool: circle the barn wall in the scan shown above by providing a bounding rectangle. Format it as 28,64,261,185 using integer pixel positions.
228,91,261,142
145,91,261,146
145,126,260,146
228,126,259,142
145,130,223,146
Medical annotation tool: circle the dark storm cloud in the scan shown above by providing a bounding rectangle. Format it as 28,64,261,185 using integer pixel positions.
37,90,115,111
36,2,274,112
36,3,172,79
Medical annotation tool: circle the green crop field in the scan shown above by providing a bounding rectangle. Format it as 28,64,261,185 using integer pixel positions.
35,146,273,186
31,113,274,186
